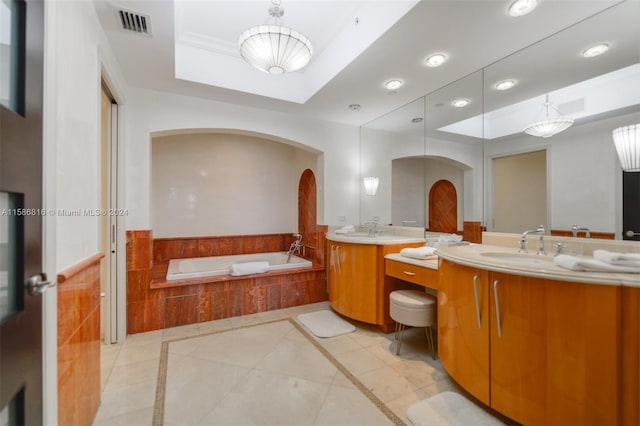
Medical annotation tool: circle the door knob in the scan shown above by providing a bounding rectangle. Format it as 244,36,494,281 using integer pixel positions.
25,272,56,296
625,230,640,238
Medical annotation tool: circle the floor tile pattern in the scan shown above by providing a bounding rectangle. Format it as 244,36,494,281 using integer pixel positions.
95,302,462,426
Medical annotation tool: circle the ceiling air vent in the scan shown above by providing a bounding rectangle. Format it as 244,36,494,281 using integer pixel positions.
116,7,152,37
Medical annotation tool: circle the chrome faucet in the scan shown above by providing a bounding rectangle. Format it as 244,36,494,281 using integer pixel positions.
518,225,546,255
287,233,303,263
571,224,591,238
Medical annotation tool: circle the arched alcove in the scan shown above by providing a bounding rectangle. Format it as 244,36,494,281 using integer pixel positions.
150,131,319,237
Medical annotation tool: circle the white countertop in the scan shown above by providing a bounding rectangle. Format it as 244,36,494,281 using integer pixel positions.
384,253,438,270
326,232,426,245
436,244,640,288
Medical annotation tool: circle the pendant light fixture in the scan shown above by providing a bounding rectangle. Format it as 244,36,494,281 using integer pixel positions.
523,94,574,138
238,0,313,75
612,124,640,171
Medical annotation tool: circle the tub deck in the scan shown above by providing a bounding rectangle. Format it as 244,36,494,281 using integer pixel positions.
150,261,325,289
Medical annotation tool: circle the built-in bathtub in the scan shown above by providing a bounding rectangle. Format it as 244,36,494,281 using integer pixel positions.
166,251,313,281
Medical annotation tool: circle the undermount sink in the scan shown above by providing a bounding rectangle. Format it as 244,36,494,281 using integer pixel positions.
480,251,554,266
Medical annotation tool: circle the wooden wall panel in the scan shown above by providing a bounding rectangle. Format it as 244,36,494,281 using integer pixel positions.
57,255,103,426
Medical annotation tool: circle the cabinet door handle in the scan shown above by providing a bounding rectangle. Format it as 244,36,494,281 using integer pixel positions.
336,246,342,274
403,271,416,276
330,245,336,272
493,279,502,337
473,274,482,329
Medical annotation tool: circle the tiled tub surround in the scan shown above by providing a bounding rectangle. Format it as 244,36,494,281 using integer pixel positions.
126,229,328,334
57,253,104,426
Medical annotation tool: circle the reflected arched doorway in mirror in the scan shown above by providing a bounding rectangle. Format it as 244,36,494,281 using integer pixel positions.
298,169,317,258
428,180,457,233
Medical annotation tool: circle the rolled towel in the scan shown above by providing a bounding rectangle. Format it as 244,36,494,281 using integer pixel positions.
230,261,269,276
400,246,437,260
554,254,640,273
593,249,640,266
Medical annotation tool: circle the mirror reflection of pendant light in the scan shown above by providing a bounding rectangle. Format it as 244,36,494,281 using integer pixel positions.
363,177,379,196
238,0,313,75
612,124,640,171
523,94,574,138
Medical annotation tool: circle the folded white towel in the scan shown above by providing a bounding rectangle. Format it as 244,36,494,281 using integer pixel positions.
400,246,437,260
593,249,640,266
230,261,270,276
554,255,640,273
335,225,355,234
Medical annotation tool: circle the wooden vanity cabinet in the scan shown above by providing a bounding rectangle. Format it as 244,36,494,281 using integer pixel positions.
327,239,422,330
490,272,619,425
439,259,621,425
327,241,377,323
438,260,490,405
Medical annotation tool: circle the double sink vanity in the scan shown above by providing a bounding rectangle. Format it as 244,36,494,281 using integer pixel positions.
326,229,640,426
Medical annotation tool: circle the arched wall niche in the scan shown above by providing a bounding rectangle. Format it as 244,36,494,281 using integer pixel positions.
150,129,321,238
298,169,323,264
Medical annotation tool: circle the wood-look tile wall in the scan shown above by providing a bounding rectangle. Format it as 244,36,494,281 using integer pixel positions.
549,229,616,240
126,229,328,334
462,221,484,244
57,255,103,426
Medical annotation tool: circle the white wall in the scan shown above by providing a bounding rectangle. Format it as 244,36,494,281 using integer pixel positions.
151,133,316,237
390,157,466,230
361,126,482,226
360,127,424,224
391,158,425,227
125,88,360,232
43,0,128,422
485,111,638,234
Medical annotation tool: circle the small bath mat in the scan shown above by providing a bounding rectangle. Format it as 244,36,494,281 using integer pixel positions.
407,391,505,426
297,310,356,338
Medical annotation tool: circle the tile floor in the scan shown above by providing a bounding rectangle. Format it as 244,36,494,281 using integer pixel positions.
94,302,463,425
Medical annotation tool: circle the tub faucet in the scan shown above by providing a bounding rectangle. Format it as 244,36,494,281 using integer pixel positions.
571,224,591,238
287,233,303,262
518,225,546,255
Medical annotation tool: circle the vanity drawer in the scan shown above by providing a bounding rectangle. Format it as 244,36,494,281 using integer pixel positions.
385,259,437,289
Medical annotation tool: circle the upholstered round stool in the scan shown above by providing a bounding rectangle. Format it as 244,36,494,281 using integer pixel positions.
389,290,437,359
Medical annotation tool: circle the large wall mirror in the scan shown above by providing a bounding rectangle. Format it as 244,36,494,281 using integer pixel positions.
360,1,640,240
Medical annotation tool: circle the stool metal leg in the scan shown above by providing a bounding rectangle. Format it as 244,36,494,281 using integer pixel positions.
424,326,436,360
396,323,406,355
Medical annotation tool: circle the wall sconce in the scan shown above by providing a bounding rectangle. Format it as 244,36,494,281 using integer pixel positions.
612,124,640,171
363,176,379,196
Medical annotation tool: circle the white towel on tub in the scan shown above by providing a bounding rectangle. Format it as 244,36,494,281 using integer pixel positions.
230,261,270,276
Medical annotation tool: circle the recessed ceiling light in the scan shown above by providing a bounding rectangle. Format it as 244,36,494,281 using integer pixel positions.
384,79,404,90
495,79,517,91
411,117,423,123
348,104,361,111
508,0,538,17
425,53,447,67
452,98,470,108
582,43,609,58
